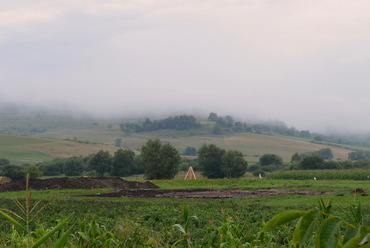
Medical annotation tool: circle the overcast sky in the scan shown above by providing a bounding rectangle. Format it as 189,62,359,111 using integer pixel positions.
1,0,370,133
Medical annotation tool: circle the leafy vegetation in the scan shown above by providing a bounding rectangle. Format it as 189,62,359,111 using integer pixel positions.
141,139,180,180
1,178,370,247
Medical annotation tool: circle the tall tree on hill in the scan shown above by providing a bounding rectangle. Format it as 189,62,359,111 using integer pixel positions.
64,158,84,176
141,139,180,179
299,155,324,170
88,150,112,176
198,144,225,178
259,154,283,166
207,112,218,122
111,149,136,177
221,150,248,178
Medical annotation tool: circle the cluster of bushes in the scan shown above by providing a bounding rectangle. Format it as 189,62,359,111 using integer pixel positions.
267,169,370,180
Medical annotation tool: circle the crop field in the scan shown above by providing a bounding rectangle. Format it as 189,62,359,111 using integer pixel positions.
0,177,369,247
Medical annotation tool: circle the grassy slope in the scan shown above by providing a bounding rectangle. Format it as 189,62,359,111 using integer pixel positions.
0,133,119,165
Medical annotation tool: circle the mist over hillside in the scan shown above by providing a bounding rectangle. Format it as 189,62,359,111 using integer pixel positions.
1,100,370,148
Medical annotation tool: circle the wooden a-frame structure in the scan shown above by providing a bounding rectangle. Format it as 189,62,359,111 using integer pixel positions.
184,166,196,180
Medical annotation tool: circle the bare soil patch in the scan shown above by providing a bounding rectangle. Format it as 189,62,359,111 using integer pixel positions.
79,188,327,199
0,177,327,199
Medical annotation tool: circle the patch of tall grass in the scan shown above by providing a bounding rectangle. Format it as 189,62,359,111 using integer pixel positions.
268,169,370,180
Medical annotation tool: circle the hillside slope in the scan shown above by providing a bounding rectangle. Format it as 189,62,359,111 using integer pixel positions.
0,114,355,164
0,133,119,165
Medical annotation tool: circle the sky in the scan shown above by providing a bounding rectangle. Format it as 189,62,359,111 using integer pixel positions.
1,0,370,133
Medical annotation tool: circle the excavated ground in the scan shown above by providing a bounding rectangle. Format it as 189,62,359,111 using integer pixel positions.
0,177,159,192
0,177,328,198
79,188,327,199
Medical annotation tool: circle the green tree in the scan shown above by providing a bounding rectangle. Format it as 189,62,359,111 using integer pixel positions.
0,165,26,179
133,154,145,174
348,151,369,160
183,147,197,156
38,159,64,176
299,155,324,170
25,165,42,178
111,149,136,177
212,125,223,135
0,158,10,166
88,150,112,176
198,144,225,178
207,112,218,122
141,139,180,179
221,150,247,178
259,154,283,166
64,158,84,176
114,138,122,147
316,148,333,160
290,152,301,164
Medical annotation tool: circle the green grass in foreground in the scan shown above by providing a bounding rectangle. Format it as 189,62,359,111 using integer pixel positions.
1,178,370,247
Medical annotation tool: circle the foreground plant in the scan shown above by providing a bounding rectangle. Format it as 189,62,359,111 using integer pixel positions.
261,199,370,248
172,205,199,247
0,175,72,247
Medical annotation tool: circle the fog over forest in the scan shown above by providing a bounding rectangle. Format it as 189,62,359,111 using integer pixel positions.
2,1,370,133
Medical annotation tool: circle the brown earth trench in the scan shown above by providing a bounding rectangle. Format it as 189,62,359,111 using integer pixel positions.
0,177,327,199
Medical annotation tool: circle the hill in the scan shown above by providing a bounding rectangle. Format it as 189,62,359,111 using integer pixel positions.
0,113,359,164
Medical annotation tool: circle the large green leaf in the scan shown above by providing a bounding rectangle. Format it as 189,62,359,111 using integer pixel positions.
343,228,359,246
53,224,75,248
261,209,309,232
0,210,27,232
343,229,370,248
315,217,341,248
293,209,319,246
31,216,71,248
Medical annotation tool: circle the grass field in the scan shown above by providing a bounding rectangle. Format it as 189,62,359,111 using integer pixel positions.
0,133,120,165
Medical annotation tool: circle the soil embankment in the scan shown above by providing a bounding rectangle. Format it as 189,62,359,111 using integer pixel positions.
0,177,159,192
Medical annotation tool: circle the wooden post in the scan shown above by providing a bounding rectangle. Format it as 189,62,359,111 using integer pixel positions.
184,166,196,180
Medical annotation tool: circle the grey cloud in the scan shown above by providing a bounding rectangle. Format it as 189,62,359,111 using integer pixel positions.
1,0,370,133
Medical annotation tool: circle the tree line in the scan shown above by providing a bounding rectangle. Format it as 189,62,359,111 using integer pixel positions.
3,142,370,180
120,115,201,134
207,112,311,137
0,139,248,180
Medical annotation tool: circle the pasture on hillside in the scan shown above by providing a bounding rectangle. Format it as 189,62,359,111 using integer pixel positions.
0,133,119,165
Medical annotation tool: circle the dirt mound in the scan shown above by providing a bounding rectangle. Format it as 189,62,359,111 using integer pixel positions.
0,177,159,192
0,176,11,185
352,188,365,194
